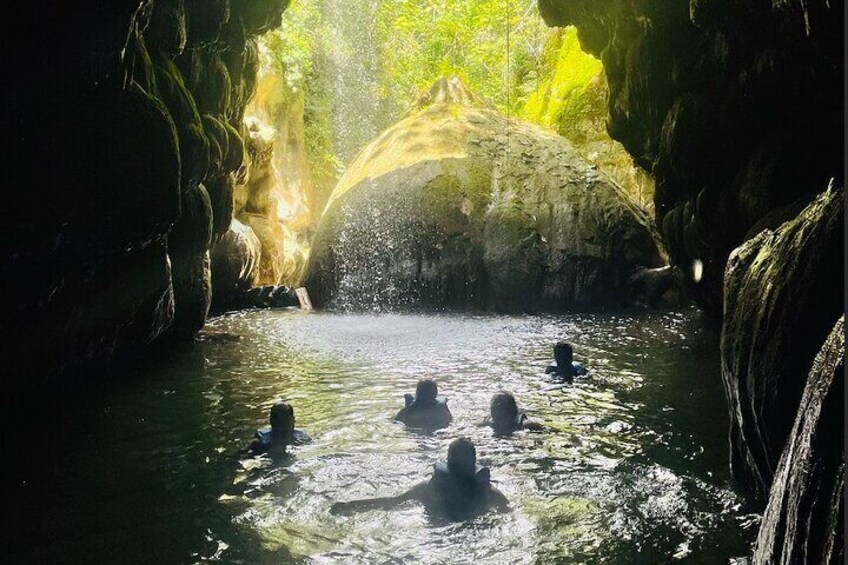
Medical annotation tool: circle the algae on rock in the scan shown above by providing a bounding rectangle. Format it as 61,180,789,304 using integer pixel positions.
304,78,663,311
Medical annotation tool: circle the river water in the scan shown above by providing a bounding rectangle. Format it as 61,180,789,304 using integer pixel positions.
10,308,759,563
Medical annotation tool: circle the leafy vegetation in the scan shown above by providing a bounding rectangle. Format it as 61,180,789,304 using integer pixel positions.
252,0,652,237
375,0,550,117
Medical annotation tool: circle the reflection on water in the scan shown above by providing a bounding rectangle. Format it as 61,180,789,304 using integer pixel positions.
10,309,758,563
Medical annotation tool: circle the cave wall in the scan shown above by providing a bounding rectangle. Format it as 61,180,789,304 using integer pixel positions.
538,0,843,314
1,0,289,382
537,2,844,561
753,315,844,564
721,187,843,502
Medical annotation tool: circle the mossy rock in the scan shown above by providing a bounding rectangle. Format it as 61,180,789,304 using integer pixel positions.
303,78,663,311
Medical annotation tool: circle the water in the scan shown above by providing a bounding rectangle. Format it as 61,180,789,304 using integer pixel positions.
9,308,759,563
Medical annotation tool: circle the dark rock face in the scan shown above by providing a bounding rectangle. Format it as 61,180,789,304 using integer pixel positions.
754,316,844,565
1,0,288,382
210,219,262,310
720,186,843,500
538,0,844,315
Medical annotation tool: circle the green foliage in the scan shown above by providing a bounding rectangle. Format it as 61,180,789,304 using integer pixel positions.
376,0,549,115
260,1,646,210
262,2,343,201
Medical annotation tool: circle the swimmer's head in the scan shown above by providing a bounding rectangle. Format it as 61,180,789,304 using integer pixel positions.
415,379,438,404
554,341,574,369
447,438,477,479
270,402,295,434
490,392,519,425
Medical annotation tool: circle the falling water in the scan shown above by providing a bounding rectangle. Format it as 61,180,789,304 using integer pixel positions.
320,0,385,163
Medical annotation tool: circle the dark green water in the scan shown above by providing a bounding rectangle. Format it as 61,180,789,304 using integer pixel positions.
10,308,759,563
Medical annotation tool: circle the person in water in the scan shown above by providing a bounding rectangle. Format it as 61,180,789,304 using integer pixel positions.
249,401,312,455
330,438,509,520
483,392,544,435
394,378,453,430
545,341,587,383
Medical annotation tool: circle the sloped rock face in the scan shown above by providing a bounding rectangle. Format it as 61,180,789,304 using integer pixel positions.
754,315,844,565
720,188,843,503
538,0,844,315
210,219,262,311
1,0,288,382
303,78,663,311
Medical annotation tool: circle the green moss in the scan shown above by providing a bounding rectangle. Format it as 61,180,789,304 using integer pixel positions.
523,27,604,136
522,27,655,208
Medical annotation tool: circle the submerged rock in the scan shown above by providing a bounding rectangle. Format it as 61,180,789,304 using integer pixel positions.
754,315,844,565
720,187,843,503
303,77,663,311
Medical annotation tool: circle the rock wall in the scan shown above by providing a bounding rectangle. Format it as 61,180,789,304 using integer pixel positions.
2,0,289,381
537,2,844,561
754,315,844,564
523,27,655,210
538,0,843,314
721,187,843,503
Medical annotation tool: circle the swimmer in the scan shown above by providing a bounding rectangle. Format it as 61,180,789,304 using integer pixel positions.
249,401,312,455
482,392,545,435
545,341,587,383
331,438,509,520
394,379,453,430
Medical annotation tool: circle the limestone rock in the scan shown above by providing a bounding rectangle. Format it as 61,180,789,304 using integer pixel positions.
303,79,663,311
538,0,843,315
754,316,844,565
210,218,262,308
720,187,843,502
1,0,290,382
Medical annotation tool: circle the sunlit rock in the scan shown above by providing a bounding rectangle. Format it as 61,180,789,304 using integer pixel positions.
523,27,654,211
304,78,664,311
234,122,305,285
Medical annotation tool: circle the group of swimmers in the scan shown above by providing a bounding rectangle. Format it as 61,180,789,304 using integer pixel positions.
248,341,587,520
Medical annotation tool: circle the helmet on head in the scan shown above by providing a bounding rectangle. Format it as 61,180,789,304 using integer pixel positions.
490,392,519,424
554,341,574,369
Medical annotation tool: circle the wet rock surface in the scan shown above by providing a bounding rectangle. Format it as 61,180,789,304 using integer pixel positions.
538,0,844,315
304,78,663,311
754,315,844,565
211,219,262,310
720,188,843,503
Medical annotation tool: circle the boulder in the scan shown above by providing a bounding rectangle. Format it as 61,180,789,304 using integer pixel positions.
754,316,844,565
210,218,262,308
720,187,844,503
303,78,663,311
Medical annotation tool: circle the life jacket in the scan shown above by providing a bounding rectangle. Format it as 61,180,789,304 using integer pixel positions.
545,361,587,377
404,393,448,409
254,426,311,447
432,462,491,492
490,411,527,434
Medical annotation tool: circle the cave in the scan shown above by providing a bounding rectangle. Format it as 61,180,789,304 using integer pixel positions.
2,0,843,563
